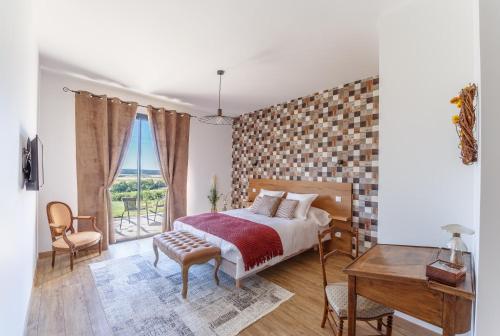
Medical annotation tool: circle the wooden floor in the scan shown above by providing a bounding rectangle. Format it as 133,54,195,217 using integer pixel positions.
26,238,437,336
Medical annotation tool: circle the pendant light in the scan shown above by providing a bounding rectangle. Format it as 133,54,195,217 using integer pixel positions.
198,70,235,125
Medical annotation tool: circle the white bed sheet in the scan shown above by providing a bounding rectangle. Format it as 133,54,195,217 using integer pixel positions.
173,208,323,279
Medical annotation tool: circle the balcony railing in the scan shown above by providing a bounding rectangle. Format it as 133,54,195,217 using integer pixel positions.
110,178,167,241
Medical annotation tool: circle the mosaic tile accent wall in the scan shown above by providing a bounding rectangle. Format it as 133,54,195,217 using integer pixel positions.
231,76,379,251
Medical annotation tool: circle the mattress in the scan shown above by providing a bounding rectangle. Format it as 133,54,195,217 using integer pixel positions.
173,208,325,279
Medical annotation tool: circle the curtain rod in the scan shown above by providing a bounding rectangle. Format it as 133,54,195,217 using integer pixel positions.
62,87,194,118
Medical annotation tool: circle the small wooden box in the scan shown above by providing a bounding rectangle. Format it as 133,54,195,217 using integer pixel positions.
426,259,466,286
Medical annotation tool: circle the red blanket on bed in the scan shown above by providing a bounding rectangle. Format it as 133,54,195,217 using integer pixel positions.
177,213,283,271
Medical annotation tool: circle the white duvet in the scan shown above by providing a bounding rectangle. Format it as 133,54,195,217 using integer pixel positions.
173,208,324,279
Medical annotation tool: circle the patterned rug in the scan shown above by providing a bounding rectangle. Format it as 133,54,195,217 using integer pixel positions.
89,254,294,336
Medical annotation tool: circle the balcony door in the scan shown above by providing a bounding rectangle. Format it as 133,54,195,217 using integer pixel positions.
110,113,166,242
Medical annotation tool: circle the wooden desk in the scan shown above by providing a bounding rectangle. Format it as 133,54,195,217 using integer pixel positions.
344,245,474,336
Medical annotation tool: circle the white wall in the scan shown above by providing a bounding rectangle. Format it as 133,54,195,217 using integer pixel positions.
37,69,232,252
378,0,477,250
378,0,477,333
475,0,500,334
187,120,232,215
0,0,39,335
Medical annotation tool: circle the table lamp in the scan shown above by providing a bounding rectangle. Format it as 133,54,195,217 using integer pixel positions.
441,224,475,265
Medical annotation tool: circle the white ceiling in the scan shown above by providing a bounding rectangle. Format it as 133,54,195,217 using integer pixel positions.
36,0,398,116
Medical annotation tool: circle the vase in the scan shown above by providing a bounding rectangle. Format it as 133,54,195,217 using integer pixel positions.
210,205,217,213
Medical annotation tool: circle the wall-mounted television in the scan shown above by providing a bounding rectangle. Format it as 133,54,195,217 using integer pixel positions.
23,135,44,191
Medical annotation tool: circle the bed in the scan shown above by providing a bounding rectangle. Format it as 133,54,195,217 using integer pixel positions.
173,178,352,286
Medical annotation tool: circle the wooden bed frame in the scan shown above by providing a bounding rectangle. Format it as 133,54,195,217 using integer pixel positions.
213,178,353,287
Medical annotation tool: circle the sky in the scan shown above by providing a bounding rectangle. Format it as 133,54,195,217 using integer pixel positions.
121,118,160,171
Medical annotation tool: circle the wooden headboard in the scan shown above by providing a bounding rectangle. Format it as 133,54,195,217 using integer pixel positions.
247,179,352,223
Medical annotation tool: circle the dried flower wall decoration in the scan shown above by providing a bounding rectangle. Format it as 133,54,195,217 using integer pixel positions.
450,84,478,165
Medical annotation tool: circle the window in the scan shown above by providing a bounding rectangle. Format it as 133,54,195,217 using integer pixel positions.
110,114,166,241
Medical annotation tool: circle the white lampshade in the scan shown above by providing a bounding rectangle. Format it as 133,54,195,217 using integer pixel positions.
441,224,475,258
441,224,475,235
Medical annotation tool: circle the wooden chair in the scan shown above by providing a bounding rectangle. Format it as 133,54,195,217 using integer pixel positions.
46,201,102,271
318,226,394,336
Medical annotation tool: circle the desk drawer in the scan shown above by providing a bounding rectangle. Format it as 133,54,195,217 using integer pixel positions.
356,277,443,327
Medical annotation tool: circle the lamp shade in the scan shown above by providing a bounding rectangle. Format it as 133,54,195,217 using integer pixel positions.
198,70,235,126
441,224,475,235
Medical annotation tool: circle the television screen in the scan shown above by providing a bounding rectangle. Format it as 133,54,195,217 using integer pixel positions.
25,136,44,191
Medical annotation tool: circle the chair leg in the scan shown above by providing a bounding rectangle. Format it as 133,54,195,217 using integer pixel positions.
386,315,393,336
51,250,56,268
120,211,125,230
338,318,344,336
70,251,74,271
377,318,383,331
98,239,102,255
321,298,328,328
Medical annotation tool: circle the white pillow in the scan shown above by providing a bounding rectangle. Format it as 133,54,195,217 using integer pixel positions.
308,207,332,227
286,192,318,219
258,189,285,198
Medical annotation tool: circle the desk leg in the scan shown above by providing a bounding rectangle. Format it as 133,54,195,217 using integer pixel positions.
442,294,456,336
348,275,357,336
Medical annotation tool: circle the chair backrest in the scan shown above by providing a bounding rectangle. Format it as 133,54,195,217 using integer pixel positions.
46,201,74,241
156,197,165,207
317,225,359,287
122,197,138,211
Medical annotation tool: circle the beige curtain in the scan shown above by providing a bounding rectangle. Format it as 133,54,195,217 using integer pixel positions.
147,106,190,231
75,92,137,249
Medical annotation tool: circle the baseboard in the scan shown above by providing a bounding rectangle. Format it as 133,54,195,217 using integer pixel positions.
400,314,473,336
23,288,35,336
38,251,52,259
396,312,442,334
26,254,41,336
38,247,102,259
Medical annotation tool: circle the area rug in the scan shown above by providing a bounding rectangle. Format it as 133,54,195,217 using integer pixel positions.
89,254,293,336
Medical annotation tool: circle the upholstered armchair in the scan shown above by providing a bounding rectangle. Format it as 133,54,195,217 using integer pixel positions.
46,201,102,271
318,226,394,336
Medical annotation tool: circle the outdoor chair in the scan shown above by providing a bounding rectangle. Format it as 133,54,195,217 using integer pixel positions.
119,197,150,229
150,196,166,225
